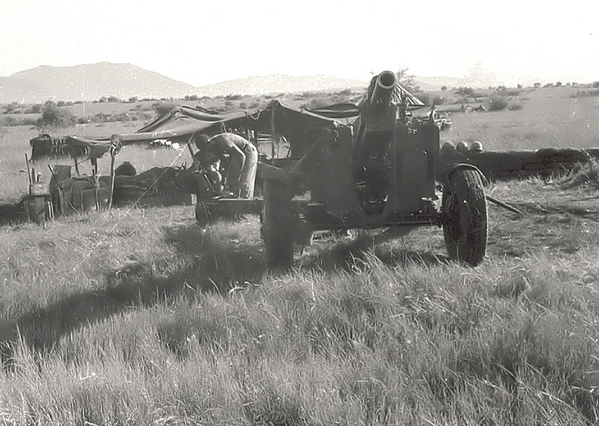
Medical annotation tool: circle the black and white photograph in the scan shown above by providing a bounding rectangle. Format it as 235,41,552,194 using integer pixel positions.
1,0,599,423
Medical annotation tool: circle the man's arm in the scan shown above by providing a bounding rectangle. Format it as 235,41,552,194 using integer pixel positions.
227,143,246,172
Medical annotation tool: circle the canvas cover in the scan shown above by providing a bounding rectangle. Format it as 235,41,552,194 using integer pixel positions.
30,134,113,161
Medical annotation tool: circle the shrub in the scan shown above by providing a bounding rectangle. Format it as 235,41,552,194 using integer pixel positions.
432,95,445,105
41,101,75,127
21,117,41,126
116,112,131,122
415,92,432,105
486,94,508,111
152,102,178,118
508,101,524,110
441,86,447,91
107,96,120,103
454,87,474,96
592,81,599,88
3,116,20,126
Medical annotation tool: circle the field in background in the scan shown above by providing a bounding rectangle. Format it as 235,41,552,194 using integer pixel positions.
444,86,599,150
1,83,599,423
2,84,599,201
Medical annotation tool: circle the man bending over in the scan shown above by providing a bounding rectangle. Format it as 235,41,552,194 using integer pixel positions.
195,132,258,198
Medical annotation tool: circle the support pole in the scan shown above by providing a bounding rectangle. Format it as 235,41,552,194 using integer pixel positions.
270,103,276,160
25,153,32,194
74,155,80,176
108,150,116,210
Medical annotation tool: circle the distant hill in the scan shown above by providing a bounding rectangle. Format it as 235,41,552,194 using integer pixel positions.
195,74,369,97
0,63,197,103
0,63,370,104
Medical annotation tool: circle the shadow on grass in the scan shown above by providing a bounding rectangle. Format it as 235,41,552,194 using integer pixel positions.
300,229,450,272
0,220,447,367
0,220,261,366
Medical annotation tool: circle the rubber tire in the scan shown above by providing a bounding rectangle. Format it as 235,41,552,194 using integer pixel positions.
442,168,488,266
262,179,294,269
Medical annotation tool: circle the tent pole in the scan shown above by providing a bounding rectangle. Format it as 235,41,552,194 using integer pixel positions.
74,155,80,176
270,104,276,160
108,151,116,210
25,153,32,194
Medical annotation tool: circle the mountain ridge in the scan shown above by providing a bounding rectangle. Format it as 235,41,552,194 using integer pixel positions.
0,62,372,103
2,62,567,104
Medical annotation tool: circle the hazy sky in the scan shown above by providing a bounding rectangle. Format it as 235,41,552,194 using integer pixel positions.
1,0,598,86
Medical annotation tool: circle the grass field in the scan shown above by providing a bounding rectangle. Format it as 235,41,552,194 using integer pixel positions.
444,87,599,150
1,86,599,423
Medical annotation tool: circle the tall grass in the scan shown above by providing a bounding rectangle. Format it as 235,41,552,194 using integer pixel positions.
1,178,598,424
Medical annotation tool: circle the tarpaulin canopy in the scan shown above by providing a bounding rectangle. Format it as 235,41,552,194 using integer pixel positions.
113,106,261,144
30,134,113,161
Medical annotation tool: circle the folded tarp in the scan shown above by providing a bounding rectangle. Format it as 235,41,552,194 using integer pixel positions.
30,134,113,161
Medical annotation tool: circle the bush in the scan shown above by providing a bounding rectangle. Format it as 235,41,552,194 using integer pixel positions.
21,117,41,126
507,101,524,110
486,94,508,111
41,101,75,127
3,116,20,126
454,87,474,96
432,95,445,105
592,81,599,88
152,102,178,118
414,92,431,105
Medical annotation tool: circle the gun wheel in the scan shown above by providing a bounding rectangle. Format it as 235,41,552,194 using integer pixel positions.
262,179,294,269
442,168,488,266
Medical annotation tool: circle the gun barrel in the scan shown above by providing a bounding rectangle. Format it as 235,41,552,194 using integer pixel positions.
370,70,397,107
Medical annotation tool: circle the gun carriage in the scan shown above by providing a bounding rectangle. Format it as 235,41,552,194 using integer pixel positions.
197,71,488,268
